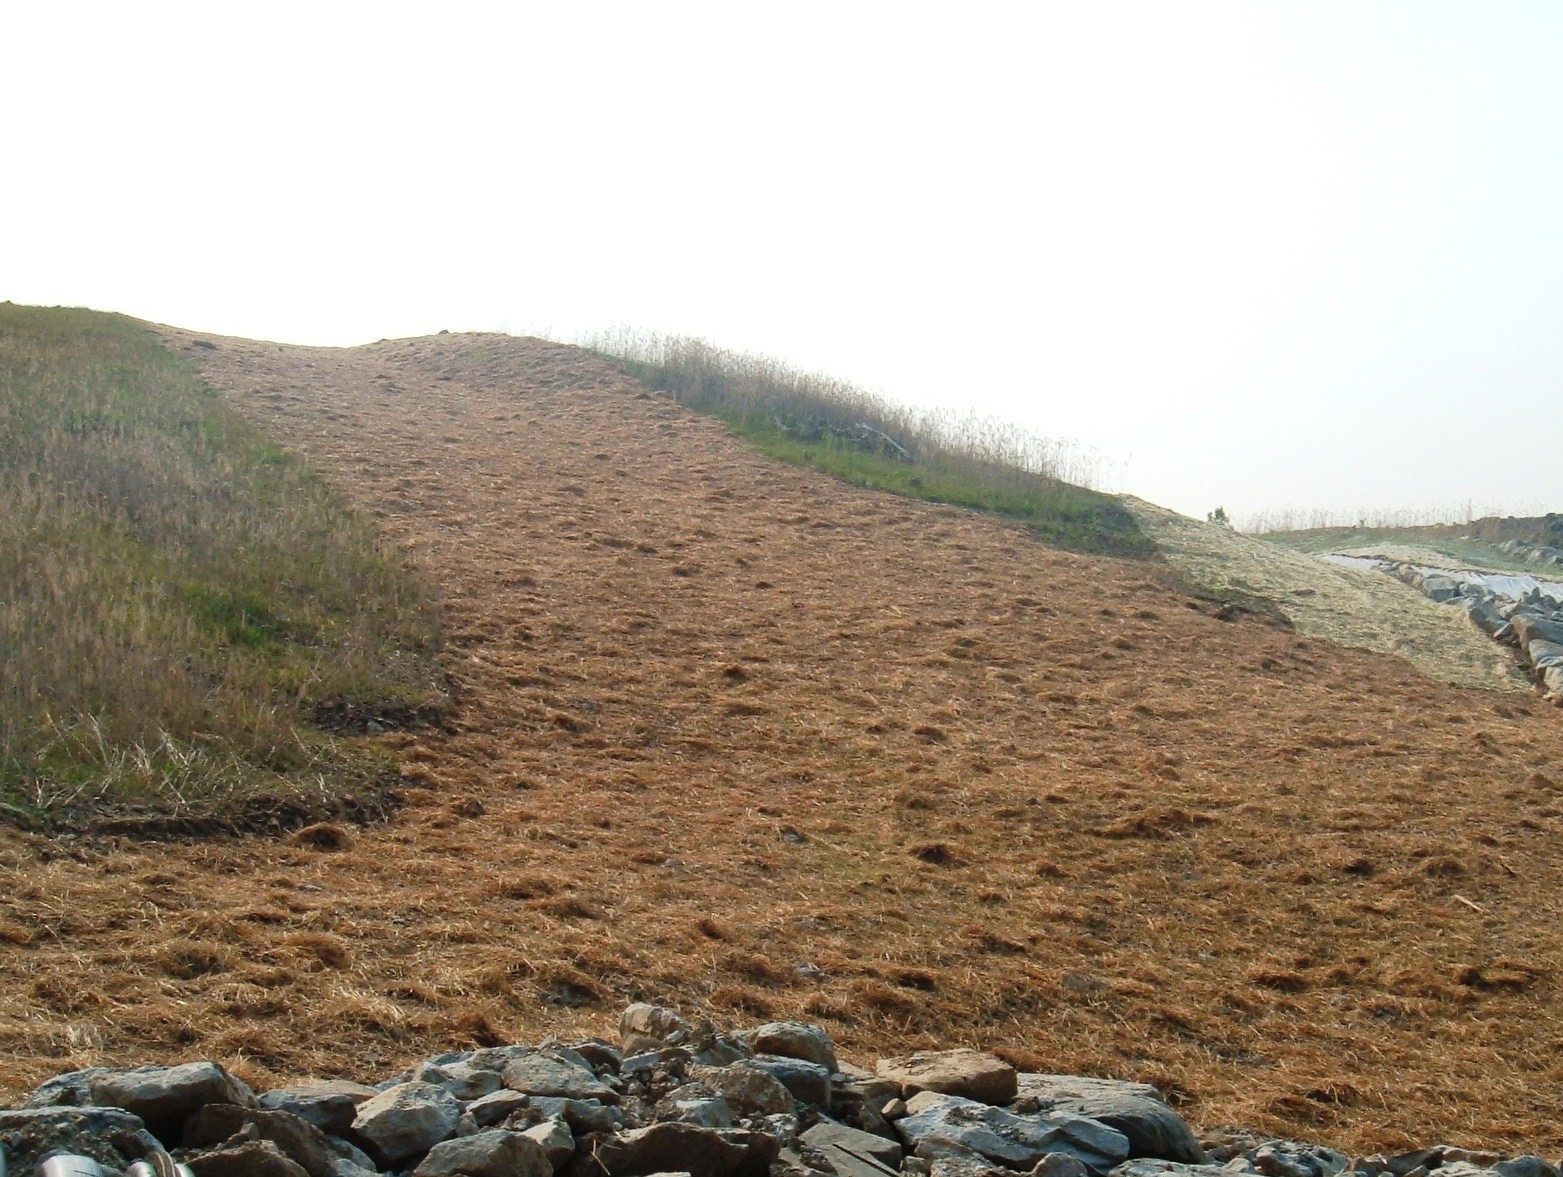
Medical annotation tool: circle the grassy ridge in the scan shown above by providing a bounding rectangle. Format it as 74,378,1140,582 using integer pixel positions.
0,305,446,827
587,331,1154,559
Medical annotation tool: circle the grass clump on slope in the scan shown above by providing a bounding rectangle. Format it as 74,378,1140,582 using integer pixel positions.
587,331,1154,559
0,305,446,829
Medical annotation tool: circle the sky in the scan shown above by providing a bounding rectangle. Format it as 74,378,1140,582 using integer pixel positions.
5,1,1561,526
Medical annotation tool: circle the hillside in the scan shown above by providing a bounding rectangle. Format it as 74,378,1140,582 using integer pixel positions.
3,323,1563,1155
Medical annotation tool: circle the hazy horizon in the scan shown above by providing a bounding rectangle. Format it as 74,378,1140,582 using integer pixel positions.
6,1,1560,524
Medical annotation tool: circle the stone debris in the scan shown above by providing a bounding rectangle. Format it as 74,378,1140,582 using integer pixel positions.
0,1006,1557,1177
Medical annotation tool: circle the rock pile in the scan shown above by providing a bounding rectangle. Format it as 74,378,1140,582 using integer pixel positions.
1343,558,1563,704
1,1005,1558,1177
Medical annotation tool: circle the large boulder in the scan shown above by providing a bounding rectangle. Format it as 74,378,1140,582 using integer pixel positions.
26,1061,254,1146
351,1081,462,1165
878,1050,1018,1106
185,1138,311,1177
897,1092,1129,1175
740,1055,831,1109
1015,1074,1204,1163
802,1117,904,1169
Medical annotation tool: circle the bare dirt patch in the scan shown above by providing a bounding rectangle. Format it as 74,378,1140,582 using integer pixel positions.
3,329,1563,1154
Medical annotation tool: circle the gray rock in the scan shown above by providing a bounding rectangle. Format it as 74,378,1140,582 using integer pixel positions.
0,1105,150,1171
745,1022,839,1073
689,1063,795,1117
878,1051,1019,1106
186,1138,311,1177
803,1118,904,1168
504,1053,621,1104
1249,1142,1348,1177
183,1104,342,1177
258,1081,380,1137
584,1123,779,1177
666,1096,735,1129
915,1136,1010,1177
351,1081,463,1164
1034,1155,1093,1177
467,1088,532,1128
622,1048,693,1077
523,1115,577,1166
1496,1160,1562,1177
26,1061,255,1146
529,1096,625,1135
416,1059,506,1100
834,1062,902,1108
566,1039,625,1073
1110,1162,1233,1177
897,1093,1129,1175
412,1127,553,1176
1016,1075,1204,1164
741,1056,831,1109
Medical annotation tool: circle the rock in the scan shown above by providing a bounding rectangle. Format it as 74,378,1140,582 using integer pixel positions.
1110,1162,1233,1177
802,1118,904,1168
1034,1155,1093,1177
1249,1141,1349,1177
878,1051,1018,1106
1015,1074,1204,1163
0,1105,151,1171
351,1081,463,1165
186,1138,311,1177
741,1056,831,1109
504,1053,622,1104
915,1136,1009,1177
745,1023,839,1072
183,1104,342,1177
896,1093,1129,1175
530,1096,625,1135
258,1081,381,1137
835,1063,902,1108
567,1040,625,1073
582,1123,779,1177
664,1096,734,1129
621,1004,693,1052
883,1098,910,1119
622,1047,694,1080
1496,1160,1563,1177
523,1115,578,1166
467,1089,532,1128
412,1127,553,1176
689,1063,795,1117
26,1061,255,1146
416,1059,506,1100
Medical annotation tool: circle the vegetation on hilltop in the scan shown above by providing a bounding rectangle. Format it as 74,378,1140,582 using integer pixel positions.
0,305,446,829
586,331,1155,559
1257,512,1563,572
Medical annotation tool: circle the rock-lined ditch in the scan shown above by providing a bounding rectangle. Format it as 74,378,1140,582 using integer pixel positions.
4,1005,1560,1177
1324,556,1563,704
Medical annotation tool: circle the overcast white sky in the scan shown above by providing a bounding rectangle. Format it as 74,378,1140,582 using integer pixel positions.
5,2,1561,524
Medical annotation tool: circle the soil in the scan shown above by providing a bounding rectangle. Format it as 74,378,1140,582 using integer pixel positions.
3,328,1563,1154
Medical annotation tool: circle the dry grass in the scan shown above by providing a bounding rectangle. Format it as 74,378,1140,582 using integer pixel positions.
1,326,1562,1156
0,306,445,823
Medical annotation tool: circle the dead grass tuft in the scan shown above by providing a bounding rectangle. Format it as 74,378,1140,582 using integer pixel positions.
291,823,355,851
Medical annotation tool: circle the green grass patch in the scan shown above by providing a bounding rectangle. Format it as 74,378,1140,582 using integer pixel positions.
0,304,446,829
586,331,1153,559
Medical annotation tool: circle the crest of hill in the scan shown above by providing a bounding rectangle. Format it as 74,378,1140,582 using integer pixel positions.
3,320,1563,1156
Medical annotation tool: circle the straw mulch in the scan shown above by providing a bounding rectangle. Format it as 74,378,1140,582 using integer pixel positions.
2,328,1562,1155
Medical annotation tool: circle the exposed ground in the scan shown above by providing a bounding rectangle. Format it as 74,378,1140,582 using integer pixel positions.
4,328,1563,1154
